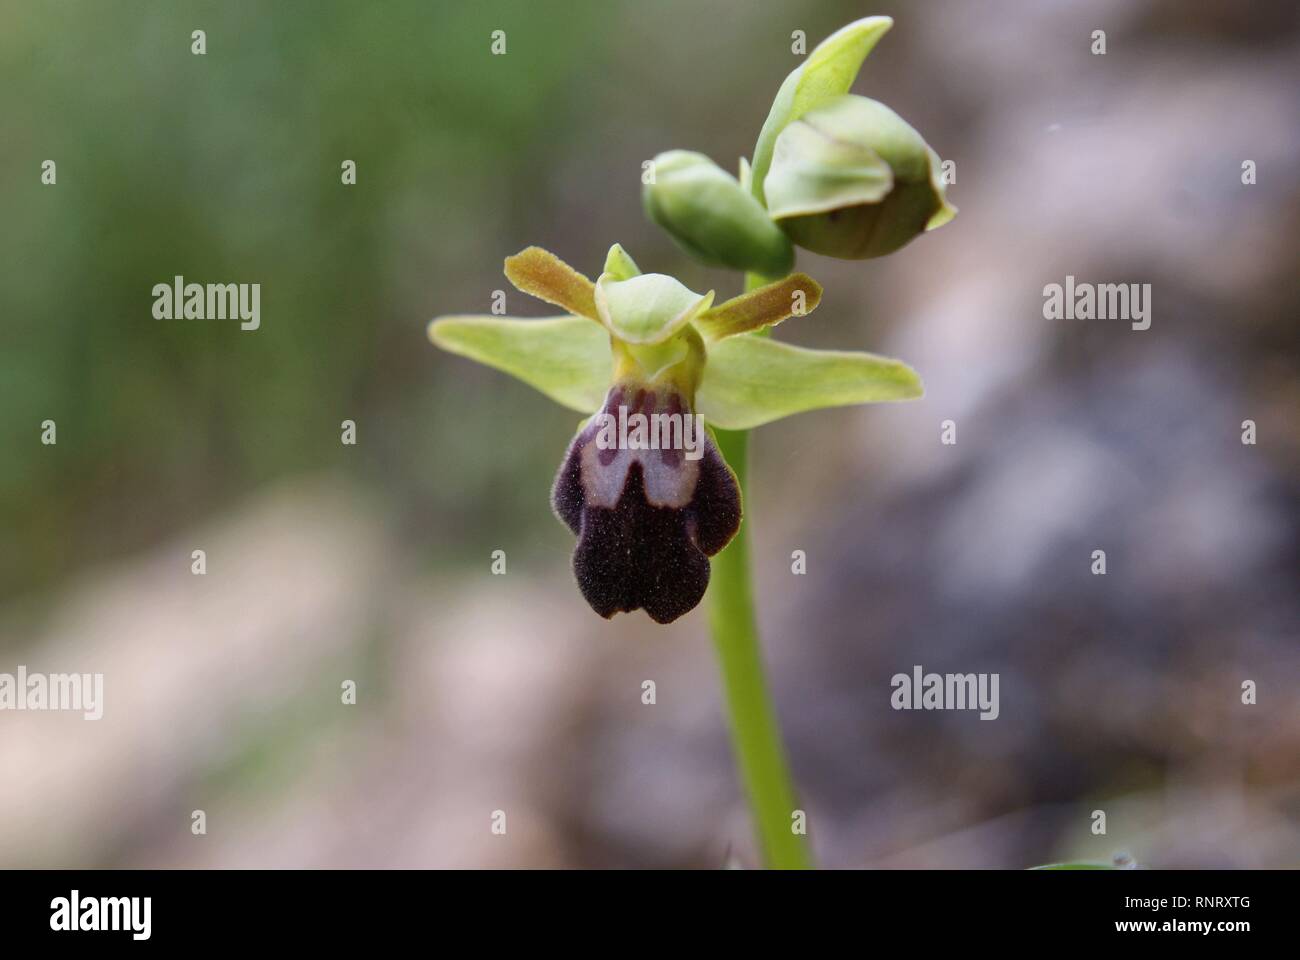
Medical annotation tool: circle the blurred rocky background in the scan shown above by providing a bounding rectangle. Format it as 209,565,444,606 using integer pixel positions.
1,0,1297,867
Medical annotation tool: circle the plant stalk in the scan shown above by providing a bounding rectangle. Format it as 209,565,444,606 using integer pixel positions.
707,401,812,869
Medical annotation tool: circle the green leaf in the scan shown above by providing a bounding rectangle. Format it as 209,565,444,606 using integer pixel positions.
503,246,599,321
697,334,922,430
603,243,641,280
695,273,822,340
750,16,893,207
427,315,611,414
594,272,715,345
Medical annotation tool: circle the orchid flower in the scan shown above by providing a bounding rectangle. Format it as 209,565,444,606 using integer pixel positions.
427,14,953,872
429,243,921,622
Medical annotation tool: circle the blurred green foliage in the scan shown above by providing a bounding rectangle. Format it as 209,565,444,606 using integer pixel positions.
0,0,623,598
0,0,874,602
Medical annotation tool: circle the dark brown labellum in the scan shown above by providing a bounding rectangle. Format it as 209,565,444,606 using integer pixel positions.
551,385,741,623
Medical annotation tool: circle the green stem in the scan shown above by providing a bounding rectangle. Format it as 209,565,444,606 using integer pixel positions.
707,349,812,868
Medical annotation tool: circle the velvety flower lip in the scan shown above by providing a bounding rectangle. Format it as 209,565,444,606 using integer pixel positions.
552,384,741,624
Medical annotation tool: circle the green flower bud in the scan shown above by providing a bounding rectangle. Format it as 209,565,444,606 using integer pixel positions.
643,150,794,277
764,95,956,260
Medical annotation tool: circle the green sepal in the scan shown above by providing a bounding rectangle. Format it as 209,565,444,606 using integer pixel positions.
697,333,922,430
749,16,894,207
924,146,958,230
427,314,611,413
764,117,893,219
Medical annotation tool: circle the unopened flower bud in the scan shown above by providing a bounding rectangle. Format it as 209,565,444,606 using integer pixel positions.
764,95,955,260
644,150,794,277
